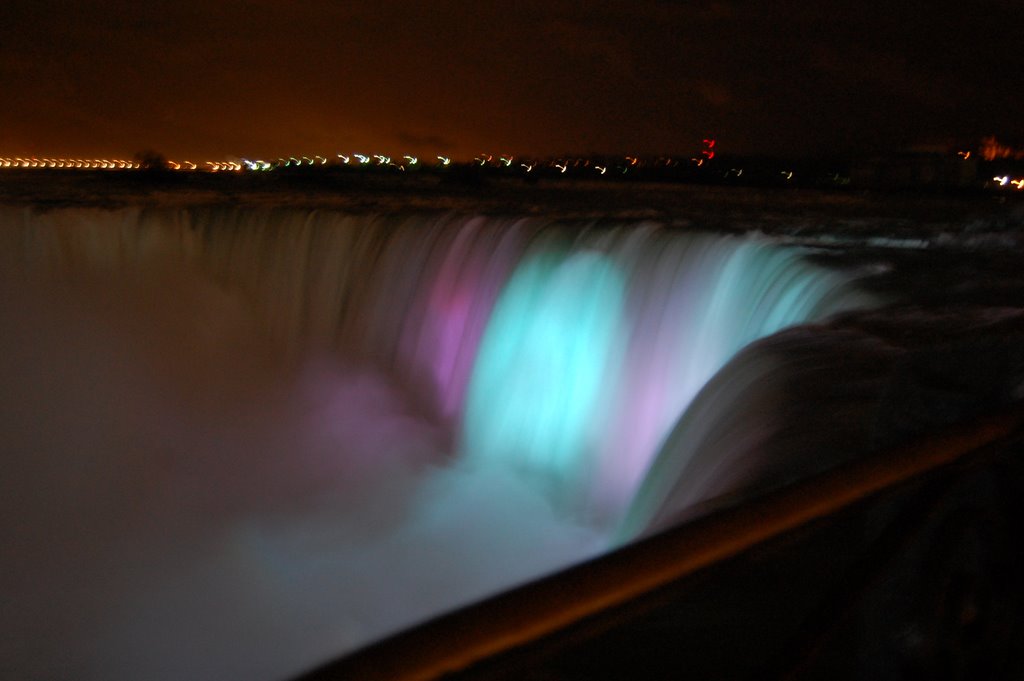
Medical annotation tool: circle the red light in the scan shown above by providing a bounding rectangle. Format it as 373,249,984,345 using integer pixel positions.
701,138,716,161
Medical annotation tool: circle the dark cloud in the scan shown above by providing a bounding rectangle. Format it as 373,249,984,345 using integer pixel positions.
0,0,1020,159
395,131,457,151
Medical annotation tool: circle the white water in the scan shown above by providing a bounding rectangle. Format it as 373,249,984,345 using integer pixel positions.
0,205,872,680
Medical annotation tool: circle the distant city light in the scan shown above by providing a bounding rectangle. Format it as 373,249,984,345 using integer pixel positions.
701,138,716,161
2,136,1021,193
0,156,139,169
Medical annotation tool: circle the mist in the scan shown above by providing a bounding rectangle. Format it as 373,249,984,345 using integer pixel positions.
0,266,604,680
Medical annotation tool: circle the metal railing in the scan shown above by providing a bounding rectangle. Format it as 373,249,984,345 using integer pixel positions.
293,405,1024,681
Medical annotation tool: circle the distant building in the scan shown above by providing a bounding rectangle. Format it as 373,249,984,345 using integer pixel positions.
851,151,978,190
980,136,1024,162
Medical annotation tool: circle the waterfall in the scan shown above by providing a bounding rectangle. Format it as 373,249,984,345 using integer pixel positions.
2,205,872,525
0,204,873,680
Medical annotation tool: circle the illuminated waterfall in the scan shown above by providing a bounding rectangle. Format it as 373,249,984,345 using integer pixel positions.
0,205,872,531
459,226,874,526
0,204,874,679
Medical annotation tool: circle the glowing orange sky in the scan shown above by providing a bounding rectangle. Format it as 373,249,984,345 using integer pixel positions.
1,1,1021,161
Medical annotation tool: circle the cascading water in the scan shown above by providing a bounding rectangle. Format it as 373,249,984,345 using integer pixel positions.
0,205,873,680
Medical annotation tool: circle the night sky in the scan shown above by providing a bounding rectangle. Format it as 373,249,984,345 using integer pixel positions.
1,1,1021,161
